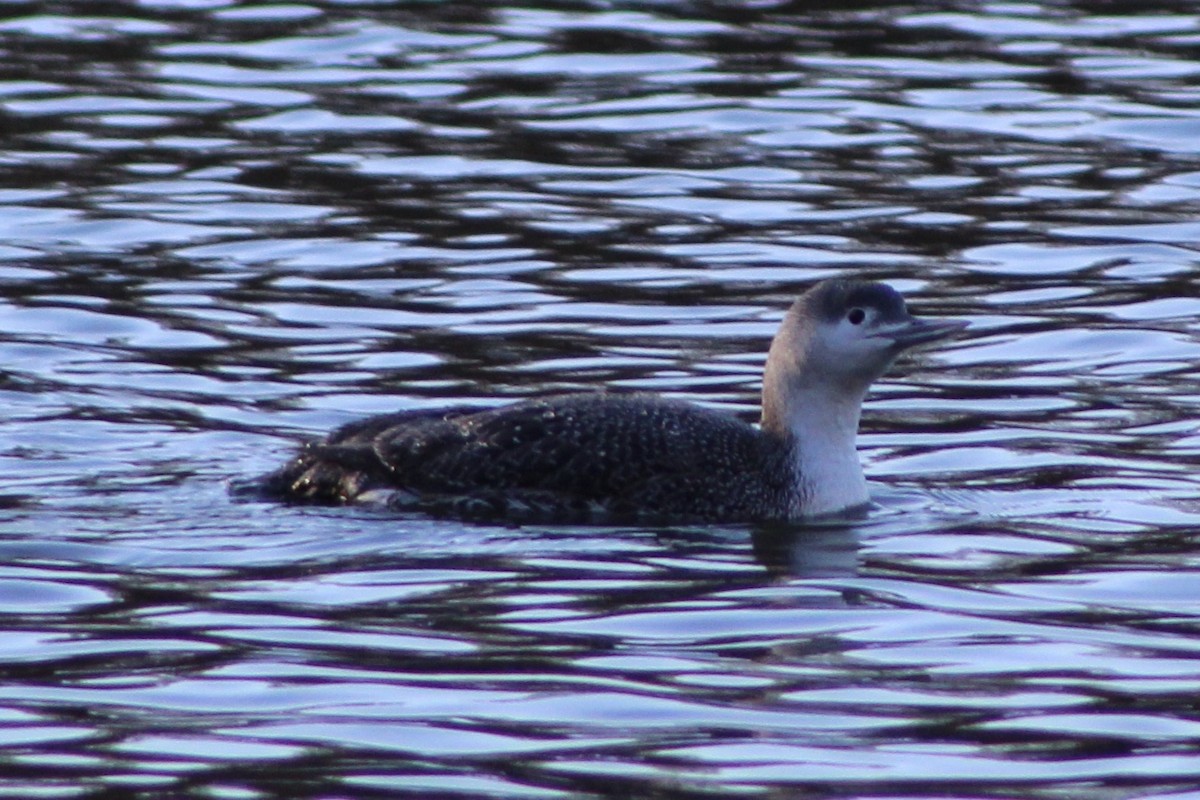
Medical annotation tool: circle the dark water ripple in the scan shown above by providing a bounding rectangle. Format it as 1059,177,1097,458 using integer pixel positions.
3,2,1200,798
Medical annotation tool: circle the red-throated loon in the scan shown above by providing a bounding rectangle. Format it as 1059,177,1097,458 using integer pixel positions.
255,279,967,523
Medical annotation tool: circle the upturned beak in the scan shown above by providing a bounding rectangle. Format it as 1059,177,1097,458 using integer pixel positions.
879,317,969,350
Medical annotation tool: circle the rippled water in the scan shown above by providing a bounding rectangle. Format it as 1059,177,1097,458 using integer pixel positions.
4,2,1200,797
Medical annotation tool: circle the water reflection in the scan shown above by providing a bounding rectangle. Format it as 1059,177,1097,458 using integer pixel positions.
2,1,1200,798
745,525,853,580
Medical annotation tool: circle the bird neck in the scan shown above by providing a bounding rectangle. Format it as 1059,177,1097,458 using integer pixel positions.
763,383,869,518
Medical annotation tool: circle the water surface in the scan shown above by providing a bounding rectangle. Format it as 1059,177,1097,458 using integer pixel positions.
3,2,1200,798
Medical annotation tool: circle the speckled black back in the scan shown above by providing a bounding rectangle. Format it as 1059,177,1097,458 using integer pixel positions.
259,393,798,523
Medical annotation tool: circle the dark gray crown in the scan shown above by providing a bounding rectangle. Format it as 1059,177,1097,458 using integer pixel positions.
805,279,910,325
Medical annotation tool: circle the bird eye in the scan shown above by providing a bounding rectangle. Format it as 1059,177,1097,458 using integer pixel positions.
847,308,866,325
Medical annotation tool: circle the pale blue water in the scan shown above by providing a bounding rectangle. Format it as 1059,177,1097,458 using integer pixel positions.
3,3,1200,798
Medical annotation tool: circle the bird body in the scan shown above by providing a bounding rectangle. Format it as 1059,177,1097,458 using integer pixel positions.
269,393,798,521
256,279,965,523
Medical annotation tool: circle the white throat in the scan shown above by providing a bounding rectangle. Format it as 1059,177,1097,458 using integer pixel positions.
781,386,869,518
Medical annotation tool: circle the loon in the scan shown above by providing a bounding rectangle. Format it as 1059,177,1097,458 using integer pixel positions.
256,279,966,523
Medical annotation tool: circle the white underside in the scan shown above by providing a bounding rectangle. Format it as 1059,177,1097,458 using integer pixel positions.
794,442,869,517
783,387,869,519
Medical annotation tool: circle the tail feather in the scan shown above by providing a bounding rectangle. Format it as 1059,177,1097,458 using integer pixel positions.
247,405,483,504
252,445,377,503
